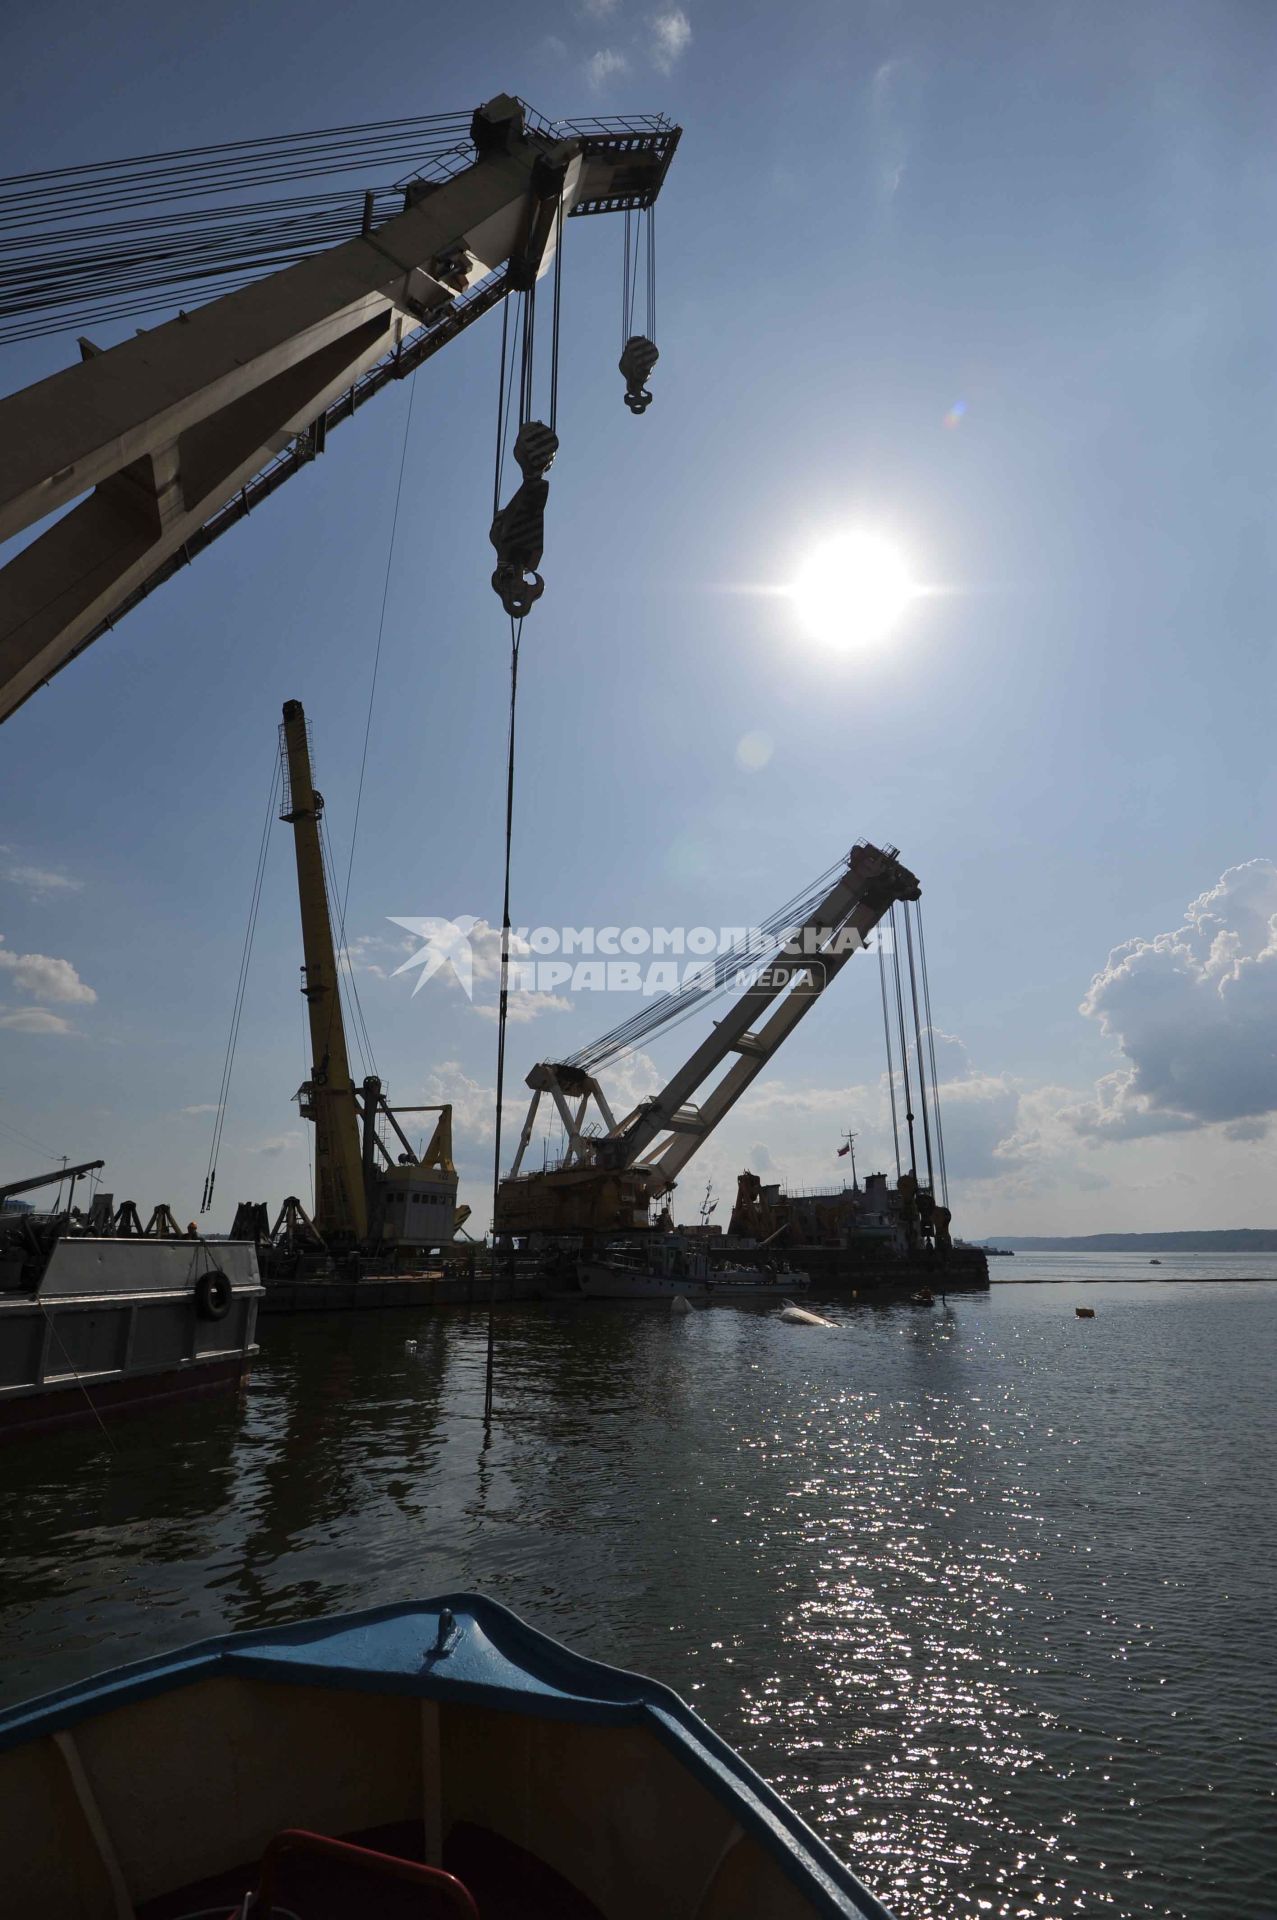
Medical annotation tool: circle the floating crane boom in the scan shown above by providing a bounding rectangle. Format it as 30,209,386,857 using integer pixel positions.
0,96,679,723
498,842,921,1236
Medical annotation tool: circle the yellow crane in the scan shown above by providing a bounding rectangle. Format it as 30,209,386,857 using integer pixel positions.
279,699,467,1254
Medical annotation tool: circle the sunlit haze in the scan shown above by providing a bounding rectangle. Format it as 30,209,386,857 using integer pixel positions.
789,531,917,651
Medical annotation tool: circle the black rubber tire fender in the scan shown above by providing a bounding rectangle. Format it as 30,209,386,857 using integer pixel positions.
194,1269,233,1321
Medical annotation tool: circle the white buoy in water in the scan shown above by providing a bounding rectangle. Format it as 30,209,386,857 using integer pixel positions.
404,1339,418,1353
670,1294,693,1315
779,1300,836,1326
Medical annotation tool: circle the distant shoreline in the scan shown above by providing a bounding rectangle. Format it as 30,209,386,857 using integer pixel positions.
979,1231,1277,1253
991,1274,1277,1284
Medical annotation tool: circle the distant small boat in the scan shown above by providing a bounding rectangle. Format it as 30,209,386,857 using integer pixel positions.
1075,1306,1096,1318
0,1594,897,1919
912,1289,934,1306
1149,1258,1162,1265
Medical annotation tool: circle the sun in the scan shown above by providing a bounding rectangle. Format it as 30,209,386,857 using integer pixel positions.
789,531,917,650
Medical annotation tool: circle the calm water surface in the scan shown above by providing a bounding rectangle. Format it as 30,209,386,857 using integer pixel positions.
2,1261,1274,1920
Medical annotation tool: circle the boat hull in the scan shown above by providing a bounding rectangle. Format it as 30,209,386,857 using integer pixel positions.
0,1237,262,1440
0,1594,895,1920
0,1350,249,1438
578,1263,810,1301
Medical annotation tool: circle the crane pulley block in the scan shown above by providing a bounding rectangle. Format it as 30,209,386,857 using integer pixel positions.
490,420,559,618
619,334,659,414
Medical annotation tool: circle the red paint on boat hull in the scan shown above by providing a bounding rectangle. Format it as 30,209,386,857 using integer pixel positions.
0,1354,251,1440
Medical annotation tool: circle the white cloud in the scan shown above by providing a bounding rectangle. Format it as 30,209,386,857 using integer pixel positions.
472,993,574,1025
870,56,922,206
250,1132,303,1157
1071,859,1277,1139
417,1062,497,1146
597,1049,663,1116
180,1104,219,1117
579,0,620,16
0,938,96,1004
441,919,573,1024
0,1007,73,1035
4,863,82,898
585,47,629,88
338,932,406,979
649,7,691,72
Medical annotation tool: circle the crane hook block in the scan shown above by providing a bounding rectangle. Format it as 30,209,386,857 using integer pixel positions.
619,335,659,414
490,421,559,617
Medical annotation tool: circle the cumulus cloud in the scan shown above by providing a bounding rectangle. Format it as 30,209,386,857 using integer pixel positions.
585,47,628,88
649,7,691,71
598,1049,663,1117
933,1070,1021,1180
0,938,96,1004
1071,860,1277,1139
0,1007,74,1035
417,1062,496,1146
720,1031,1024,1191
4,863,82,898
465,920,573,1023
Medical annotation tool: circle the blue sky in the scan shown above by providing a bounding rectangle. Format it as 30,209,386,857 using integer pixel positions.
1,0,1274,1233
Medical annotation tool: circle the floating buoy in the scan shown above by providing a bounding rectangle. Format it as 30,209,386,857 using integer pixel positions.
779,1301,836,1326
1075,1307,1095,1319
670,1294,692,1315
405,1338,418,1352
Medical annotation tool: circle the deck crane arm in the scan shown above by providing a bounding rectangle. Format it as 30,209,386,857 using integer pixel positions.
0,97,679,724
498,842,921,1236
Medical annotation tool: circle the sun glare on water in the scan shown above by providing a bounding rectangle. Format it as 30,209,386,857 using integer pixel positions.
789,531,917,651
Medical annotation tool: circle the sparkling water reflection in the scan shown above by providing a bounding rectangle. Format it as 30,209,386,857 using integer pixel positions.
1,1269,1273,1920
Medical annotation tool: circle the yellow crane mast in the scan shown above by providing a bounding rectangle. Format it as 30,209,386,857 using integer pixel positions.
278,698,467,1256
279,699,368,1242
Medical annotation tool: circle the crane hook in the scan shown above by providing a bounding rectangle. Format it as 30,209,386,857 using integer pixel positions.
619,335,659,415
490,421,559,617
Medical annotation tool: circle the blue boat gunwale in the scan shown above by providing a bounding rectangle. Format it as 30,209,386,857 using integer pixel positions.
0,1592,894,1920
